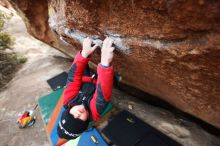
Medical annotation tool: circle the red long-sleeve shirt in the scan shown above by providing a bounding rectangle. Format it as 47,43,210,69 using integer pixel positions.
63,51,114,121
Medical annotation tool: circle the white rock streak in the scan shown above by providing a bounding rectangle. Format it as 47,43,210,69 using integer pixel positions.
64,28,131,54
49,14,192,55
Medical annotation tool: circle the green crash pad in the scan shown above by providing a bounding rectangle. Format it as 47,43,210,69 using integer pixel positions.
38,88,64,124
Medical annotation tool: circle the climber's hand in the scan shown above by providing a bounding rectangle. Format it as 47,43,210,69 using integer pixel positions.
101,37,115,66
82,37,99,58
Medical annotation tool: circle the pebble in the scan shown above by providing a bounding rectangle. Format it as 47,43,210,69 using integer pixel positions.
128,104,133,110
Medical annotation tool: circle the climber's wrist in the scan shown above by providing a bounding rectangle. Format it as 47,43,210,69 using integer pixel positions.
81,50,89,58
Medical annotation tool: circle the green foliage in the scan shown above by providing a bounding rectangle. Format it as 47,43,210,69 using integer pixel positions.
0,12,14,49
0,11,26,89
0,12,5,31
0,12,10,31
0,51,27,89
17,54,27,64
0,32,14,48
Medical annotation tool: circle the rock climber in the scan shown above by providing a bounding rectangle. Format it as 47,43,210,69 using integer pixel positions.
57,37,115,139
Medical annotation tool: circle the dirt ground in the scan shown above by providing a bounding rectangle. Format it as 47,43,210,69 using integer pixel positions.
0,7,219,146
0,7,70,146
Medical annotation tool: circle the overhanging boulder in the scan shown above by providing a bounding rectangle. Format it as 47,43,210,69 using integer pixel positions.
8,0,220,129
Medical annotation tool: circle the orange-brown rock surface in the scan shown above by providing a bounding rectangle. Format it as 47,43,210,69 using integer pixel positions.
8,0,220,128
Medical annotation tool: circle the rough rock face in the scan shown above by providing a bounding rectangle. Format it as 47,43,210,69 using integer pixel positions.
8,0,220,129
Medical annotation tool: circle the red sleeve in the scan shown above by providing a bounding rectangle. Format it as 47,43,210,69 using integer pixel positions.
90,64,114,121
63,51,90,105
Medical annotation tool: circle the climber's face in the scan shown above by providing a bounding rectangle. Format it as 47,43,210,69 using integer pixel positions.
69,104,88,121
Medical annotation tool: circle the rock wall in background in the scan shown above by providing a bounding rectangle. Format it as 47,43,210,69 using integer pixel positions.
8,0,220,128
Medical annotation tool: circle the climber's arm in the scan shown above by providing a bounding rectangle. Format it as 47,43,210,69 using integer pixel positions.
89,37,115,120
63,38,98,106
90,64,114,120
